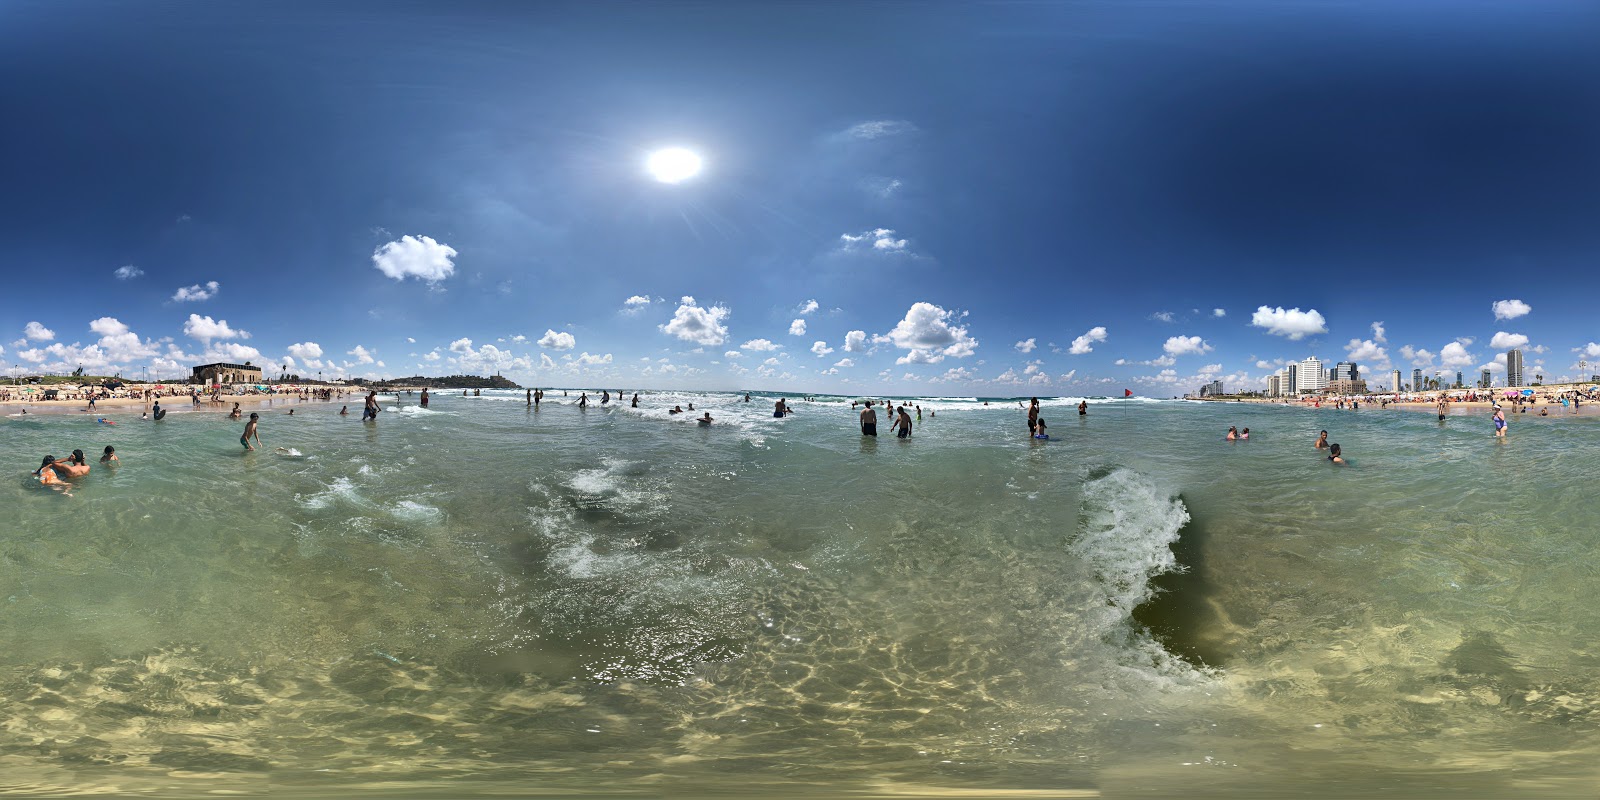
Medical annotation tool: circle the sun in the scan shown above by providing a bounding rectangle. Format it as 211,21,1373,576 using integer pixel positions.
647,147,703,183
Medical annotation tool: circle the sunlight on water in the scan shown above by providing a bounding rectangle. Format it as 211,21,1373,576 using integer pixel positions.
3,391,1600,796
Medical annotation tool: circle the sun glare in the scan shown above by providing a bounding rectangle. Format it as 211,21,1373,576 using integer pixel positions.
647,147,703,183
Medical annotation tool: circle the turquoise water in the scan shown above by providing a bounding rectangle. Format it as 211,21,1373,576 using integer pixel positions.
3,392,1599,797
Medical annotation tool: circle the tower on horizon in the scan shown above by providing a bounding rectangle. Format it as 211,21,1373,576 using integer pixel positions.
1506,349,1525,387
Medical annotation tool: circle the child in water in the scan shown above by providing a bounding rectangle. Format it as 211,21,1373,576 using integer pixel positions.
1240,427,1249,440
1226,426,1238,441
1033,417,1048,439
100,446,118,464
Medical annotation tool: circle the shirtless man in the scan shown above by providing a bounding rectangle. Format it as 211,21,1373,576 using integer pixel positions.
774,398,789,418
859,401,877,437
527,389,532,406
893,406,913,438
631,393,639,408
534,388,543,407
601,390,611,405
698,412,713,425
52,450,92,478
241,413,262,451
578,393,588,408
1314,430,1329,449
1027,397,1040,436
1078,400,1088,416
420,388,430,407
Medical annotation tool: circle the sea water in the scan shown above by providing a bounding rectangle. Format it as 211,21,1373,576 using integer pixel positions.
2,392,1598,797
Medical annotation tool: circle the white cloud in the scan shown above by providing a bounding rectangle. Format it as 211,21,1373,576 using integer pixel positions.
23,321,54,341
741,338,781,351
1250,306,1327,340
886,302,977,364
1059,369,1076,382
372,235,457,283
1399,345,1436,367
203,342,262,364
423,351,441,362
1439,339,1476,368
789,319,807,336
843,120,917,139
724,350,742,359
834,358,855,368
622,295,653,315
1150,311,1175,323
1015,338,1037,353
660,296,731,346
839,228,909,253
113,265,143,280
347,345,376,365
538,329,576,350
1489,331,1529,350
1492,299,1531,321
843,330,869,353
811,341,834,357
510,334,528,343
183,313,249,342
797,299,819,316
574,351,612,366
1344,338,1387,363
1574,342,1600,359
1163,335,1213,357
1069,326,1108,355
1197,363,1223,376
1371,321,1387,343
1212,308,1226,317
172,280,220,302
539,353,556,370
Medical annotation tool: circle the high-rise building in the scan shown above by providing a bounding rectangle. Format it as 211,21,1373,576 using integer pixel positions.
1455,371,1464,389
1266,374,1280,396
1285,363,1298,395
1506,349,1524,387
1299,357,1327,393
1333,361,1359,382
1412,368,1423,393
1391,369,1402,392
1481,369,1492,388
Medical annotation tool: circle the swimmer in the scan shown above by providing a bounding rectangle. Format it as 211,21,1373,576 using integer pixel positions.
33,456,67,486
241,412,261,451
669,405,683,415
893,406,914,438
687,403,695,411
420,388,430,407
230,402,242,419
1032,416,1047,439
698,412,713,425
97,417,115,426
54,450,91,478
601,390,610,405
100,446,118,464
774,398,789,418
1078,400,1088,416
1226,426,1238,441
859,401,877,437
287,408,294,416
1328,443,1344,465
1540,407,1549,416
1314,430,1329,450
631,393,639,408
1240,427,1249,440
339,405,349,415
579,393,588,408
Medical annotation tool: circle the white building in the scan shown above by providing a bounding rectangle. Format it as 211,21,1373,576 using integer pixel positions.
1506,349,1524,387
1298,357,1327,393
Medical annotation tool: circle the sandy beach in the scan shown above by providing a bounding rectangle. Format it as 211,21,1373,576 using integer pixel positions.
0,385,387,416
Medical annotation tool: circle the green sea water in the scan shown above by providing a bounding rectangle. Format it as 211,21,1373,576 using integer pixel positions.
3,391,1599,797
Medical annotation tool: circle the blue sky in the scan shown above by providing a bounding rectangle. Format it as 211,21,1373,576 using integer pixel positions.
3,1,1599,393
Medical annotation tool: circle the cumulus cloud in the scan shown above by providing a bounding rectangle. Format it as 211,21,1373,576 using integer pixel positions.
622,295,653,315
839,228,909,253
1069,326,1108,355
1574,342,1600,359
843,330,869,353
797,299,819,316
740,339,780,352
23,321,54,341
1371,321,1387,343
789,319,807,336
372,235,457,283
1399,345,1436,367
1212,308,1226,317
114,265,143,280
1015,338,1037,353
1489,331,1529,350
1250,306,1327,340
182,313,249,342
538,329,576,350
660,296,730,346
886,302,977,364
1492,299,1531,321
347,345,376,365
574,352,612,366
203,342,262,364
834,358,855,368
1439,339,1476,368
1150,311,1175,323
172,281,220,302
1344,338,1387,363
723,350,742,359
811,341,834,357
843,120,917,139
1163,335,1213,357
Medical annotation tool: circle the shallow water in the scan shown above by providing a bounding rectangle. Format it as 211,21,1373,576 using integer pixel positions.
3,392,1598,797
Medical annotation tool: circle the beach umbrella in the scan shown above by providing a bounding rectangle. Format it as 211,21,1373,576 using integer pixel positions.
1521,389,1534,396
1504,390,1518,398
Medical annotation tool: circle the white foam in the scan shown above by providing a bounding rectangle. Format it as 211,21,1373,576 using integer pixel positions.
390,500,444,522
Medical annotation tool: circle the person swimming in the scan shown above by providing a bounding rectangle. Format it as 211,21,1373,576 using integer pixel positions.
669,406,683,414
1314,430,1329,449
1240,427,1249,440
697,412,713,425
1226,426,1238,441
1328,443,1344,464
339,405,348,415
101,446,118,464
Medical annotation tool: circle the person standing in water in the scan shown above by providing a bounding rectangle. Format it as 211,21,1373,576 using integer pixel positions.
534,388,543,407
578,393,588,408
1314,430,1329,449
631,393,639,408
526,389,532,406
774,398,789,418
1026,397,1040,436
1078,400,1088,416
859,401,877,437
601,390,610,405
241,413,262,451
1493,405,1507,438
893,406,913,438
420,388,429,407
